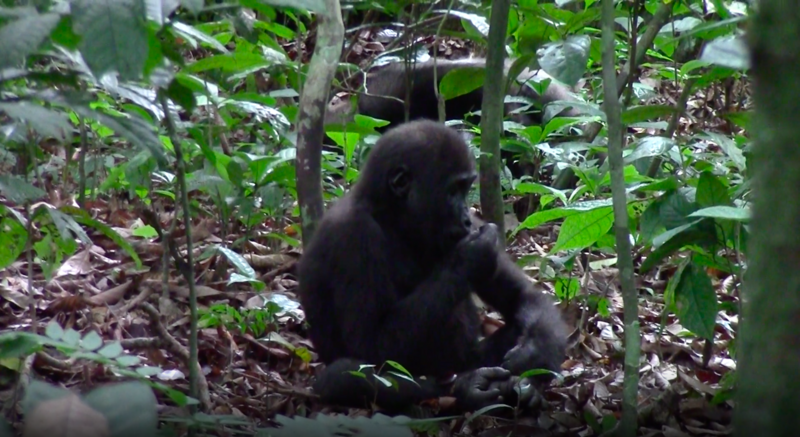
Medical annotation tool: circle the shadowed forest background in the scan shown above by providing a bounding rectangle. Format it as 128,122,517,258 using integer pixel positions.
0,0,798,436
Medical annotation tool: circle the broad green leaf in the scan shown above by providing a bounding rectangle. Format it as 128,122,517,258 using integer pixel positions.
62,206,143,269
185,53,272,73
41,91,169,168
0,102,71,140
62,329,81,347
217,246,256,279
71,0,149,81
45,321,65,341
259,0,325,13
701,131,747,172
384,361,414,379
674,261,718,339
443,10,490,37
373,374,394,388
80,331,104,351
624,137,676,164
537,35,591,86
47,209,91,244
550,206,614,253
98,341,124,358
439,66,485,101
689,205,750,221
164,79,196,113
700,35,750,70
0,212,27,269
172,21,227,52
516,207,578,232
115,355,142,367
0,12,60,68
180,0,204,15
696,172,730,208
621,105,676,125
659,190,697,230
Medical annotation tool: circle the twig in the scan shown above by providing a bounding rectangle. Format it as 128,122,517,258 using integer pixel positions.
140,302,212,410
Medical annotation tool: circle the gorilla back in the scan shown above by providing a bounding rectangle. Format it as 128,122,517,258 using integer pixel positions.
325,58,580,130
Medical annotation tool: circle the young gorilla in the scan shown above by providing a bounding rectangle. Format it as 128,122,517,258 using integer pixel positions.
298,120,568,413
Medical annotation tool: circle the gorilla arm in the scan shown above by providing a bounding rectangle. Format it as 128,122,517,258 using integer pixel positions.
475,254,568,378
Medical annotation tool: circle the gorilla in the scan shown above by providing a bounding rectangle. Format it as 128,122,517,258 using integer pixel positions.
298,120,568,413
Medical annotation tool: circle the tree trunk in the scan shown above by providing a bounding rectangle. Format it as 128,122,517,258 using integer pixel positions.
735,1,800,434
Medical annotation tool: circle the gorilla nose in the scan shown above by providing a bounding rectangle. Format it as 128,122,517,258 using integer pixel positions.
463,216,472,228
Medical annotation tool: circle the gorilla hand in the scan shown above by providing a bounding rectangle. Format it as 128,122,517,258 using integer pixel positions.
451,366,510,411
494,376,544,410
451,368,544,412
452,223,500,284
502,339,543,376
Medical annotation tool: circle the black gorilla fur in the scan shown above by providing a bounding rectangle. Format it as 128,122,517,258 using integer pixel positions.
298,120,568,413
324,58,582,190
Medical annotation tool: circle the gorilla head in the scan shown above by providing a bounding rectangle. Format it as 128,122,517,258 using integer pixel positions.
352,119,477,258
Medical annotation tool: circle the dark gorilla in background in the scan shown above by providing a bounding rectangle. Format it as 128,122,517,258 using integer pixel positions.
298,120,568,413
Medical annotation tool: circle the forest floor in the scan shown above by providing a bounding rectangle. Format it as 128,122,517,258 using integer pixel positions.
0,27,743,437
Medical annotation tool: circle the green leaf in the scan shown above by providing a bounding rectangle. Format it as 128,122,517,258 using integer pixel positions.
80,331,103,351
699,35,750,70
373,374,394,388
136,366,162,377
384,361,414,379
550,206,614,253
696,172,730,208
61,206,144,269
641,220,715,272
621,105,677,125
689,205,750,221
0,102,71,141
0,332,43,359
45,321,65,341
71,0,149,81
184,53,272,73
258,0,326,13
115,355,142,367
41,92,169,168
180,0,204,15
172,22,228,52
132,225,158,238
674,261,718,339
98,341,124,358
701,131,747,172
47,209,91,245
217,246,256,279
0,175,45,204
0,12,61,68
537,35,591,86
0,212,27,269
439,66,485,100
164,79,197,113
623,136,676,164
62,329,81,347
659,189,698,230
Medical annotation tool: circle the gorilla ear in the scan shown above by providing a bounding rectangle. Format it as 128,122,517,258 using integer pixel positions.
389,166,411,198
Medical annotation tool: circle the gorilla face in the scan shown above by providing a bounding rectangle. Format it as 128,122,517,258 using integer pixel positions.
355,120,478,258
